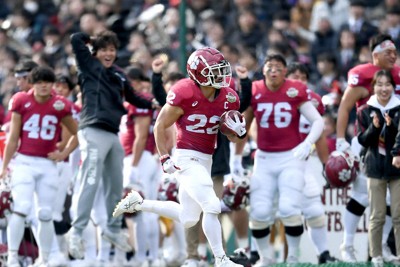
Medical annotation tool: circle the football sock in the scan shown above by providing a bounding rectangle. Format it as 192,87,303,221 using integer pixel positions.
286,235,301,259
308,226,328,254
343,209,361,247
7,213,25,251
202,212,225,258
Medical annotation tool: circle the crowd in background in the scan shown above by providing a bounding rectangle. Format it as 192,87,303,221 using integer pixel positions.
0,0,399,266
0,0,399,140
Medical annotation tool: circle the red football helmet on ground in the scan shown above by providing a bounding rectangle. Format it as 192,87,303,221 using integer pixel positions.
158,175,179,203
325,151,358,188
186,47,232,89
0,180,11,219
222,178,250,210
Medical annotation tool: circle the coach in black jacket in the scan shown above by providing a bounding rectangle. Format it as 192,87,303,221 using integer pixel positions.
68,31,154,258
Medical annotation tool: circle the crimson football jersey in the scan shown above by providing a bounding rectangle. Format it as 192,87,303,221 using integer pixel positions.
167,78,240,155
348,63,400,108
251,79,310,152
299,90,324,141
120,101,156,156
9,91,72,157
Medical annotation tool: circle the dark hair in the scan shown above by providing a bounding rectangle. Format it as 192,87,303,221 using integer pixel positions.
126,67,149,82
286,62,309,79
371,69,396,89
92,30,120,56
317,52,337,66
165,72,185,84
56,75,74,90
369,34,394,53
263,54,287,67
14,59,38,74
29,66,56,84
349,0,366,7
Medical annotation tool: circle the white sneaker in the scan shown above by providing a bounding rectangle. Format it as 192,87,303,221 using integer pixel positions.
340,243,357,262
113,190,143,217
7,253,21,267
215,256,243,267
371,256,384,267
101,229,132,252
382,243,397,262
68,232,85,260
253,257,273,267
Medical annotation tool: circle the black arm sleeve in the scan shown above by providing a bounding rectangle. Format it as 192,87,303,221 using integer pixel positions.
239,78,252,113
152,72,167,106
124,79,153,109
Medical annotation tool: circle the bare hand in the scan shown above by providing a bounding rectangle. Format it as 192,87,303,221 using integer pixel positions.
0,170,7,180
152,58,165,73
393,156,400,168
235,66,248,79
48,150,67,162
373,113,380,128
385,113,391,126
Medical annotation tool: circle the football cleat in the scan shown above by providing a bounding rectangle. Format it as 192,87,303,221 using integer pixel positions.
340,244,357,262
228,248,251,267
318,250,340,264
113,190,143,217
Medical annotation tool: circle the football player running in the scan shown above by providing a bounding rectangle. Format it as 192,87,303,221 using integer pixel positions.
236,54,324,266
336,33,399,263
113,47,246,267
0,66,78,267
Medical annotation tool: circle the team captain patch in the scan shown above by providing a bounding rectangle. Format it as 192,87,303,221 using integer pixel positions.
287,87,299,98
53,100,65,111
226,92,237,103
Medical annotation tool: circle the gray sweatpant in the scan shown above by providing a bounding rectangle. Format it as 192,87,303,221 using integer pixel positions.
71,127,124,234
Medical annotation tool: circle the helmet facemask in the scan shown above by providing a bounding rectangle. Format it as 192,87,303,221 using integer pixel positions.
199,58,232,89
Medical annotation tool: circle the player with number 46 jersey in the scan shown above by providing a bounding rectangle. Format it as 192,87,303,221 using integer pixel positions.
0,66,78,267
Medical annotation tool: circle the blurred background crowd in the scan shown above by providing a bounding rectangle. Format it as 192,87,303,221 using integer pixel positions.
0,0,399,139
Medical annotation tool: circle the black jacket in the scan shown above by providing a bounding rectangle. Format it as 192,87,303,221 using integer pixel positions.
70,32,152,133
357,95,400,179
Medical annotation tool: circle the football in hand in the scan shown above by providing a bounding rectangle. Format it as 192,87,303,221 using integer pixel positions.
219,110,244,137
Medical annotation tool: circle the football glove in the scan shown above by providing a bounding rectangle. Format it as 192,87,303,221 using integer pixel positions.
230,155,244,181
160,154,180,174
225,113,247,137
292,140,312,160
336,138,351,152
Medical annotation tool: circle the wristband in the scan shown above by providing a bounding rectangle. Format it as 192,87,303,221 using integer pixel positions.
159,154,171,164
